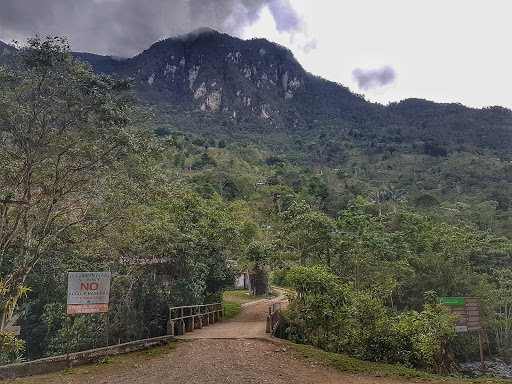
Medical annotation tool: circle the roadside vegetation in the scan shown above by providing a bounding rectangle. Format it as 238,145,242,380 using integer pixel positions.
2,36,512,378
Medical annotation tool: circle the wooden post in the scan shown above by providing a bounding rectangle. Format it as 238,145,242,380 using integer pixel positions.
66,316,71,368
186,308,194,332
177,320,185,335
478,330,485,376
266,304,273,333
105,312,109,348
167,303,222,335
167,320,174,336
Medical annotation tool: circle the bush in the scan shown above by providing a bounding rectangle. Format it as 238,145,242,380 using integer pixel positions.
284,266,458,374
271,269,288,287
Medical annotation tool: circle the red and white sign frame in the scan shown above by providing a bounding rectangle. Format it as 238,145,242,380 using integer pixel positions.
67,272,111,315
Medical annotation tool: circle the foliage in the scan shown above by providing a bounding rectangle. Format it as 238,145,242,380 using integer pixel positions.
289,342,444,381
277,201,336,266
0,35,138,357
0,36,237,359
1,34,512,376
221,301,243,321
412,300,458,374
0,330,24,364
285,266,459,373
484,268,512,357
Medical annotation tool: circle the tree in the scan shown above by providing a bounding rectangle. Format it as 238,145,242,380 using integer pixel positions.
278,201,336,266
245,242,271,296
0,35,134,332
384,184,407,214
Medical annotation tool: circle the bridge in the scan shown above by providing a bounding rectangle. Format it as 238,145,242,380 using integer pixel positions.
176,288,287,340
0,288,412,384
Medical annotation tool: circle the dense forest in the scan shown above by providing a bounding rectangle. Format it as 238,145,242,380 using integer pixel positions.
1,35,512,376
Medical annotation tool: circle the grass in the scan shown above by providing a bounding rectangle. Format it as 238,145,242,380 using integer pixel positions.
56,354,119,376
221,290,248,321
134,340,179,357
221,289,278,322
222,301,243,321
222,289,277,305
289,343,435,380
288,342,512,383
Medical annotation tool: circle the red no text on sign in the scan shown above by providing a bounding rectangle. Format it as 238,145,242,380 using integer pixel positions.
67,272,111,315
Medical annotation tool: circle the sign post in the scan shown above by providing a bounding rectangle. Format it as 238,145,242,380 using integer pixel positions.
438,297,484,375
66,271,111,361
67,272,111,314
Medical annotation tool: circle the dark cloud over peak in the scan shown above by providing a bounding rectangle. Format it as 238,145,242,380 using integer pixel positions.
353,66,397,91
267,0,301,32
0,0,302,58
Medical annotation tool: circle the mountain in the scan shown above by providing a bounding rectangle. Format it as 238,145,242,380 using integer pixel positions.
0,40,15,65
98,28,376,127
73,51,124,75
74,28,512,158
125,28,310,118
2,31,512,160
65,29,379,127
3,32,512,224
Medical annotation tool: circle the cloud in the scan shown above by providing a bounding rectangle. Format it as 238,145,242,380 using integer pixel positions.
266,0,301,33
0,0,303,57
300,39,318,54
352,66,397,91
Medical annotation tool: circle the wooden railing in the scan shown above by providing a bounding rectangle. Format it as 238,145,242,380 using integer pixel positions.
167,303,225,336
266,302,281,335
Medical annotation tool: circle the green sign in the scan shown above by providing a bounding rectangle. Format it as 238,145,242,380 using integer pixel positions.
438,297,465,306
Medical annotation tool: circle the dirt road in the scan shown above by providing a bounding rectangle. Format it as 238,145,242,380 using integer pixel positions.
10,290,451,384
178,288,288,340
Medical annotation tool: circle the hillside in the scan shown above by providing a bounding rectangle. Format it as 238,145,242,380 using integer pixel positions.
0,40,10,51
2,29,512,159
3,29,511,223
2,30,512,217
66,28,512,159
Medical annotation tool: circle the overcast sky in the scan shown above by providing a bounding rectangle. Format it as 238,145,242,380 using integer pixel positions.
1,0,511,110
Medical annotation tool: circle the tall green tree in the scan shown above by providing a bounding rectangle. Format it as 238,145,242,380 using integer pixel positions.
278,201,337,266
0,35,134,331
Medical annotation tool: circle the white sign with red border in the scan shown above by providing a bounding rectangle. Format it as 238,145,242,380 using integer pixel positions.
67,272,111,315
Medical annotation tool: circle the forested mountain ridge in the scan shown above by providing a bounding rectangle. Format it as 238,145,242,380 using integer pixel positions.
0,40,14,58
83,28,512,156
73,27,317,122
2,29,512,158
3,30,512,228
0,40,10,51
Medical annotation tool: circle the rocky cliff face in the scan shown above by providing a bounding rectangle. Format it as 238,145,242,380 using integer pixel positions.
0,29,368,127
114,28,308,123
